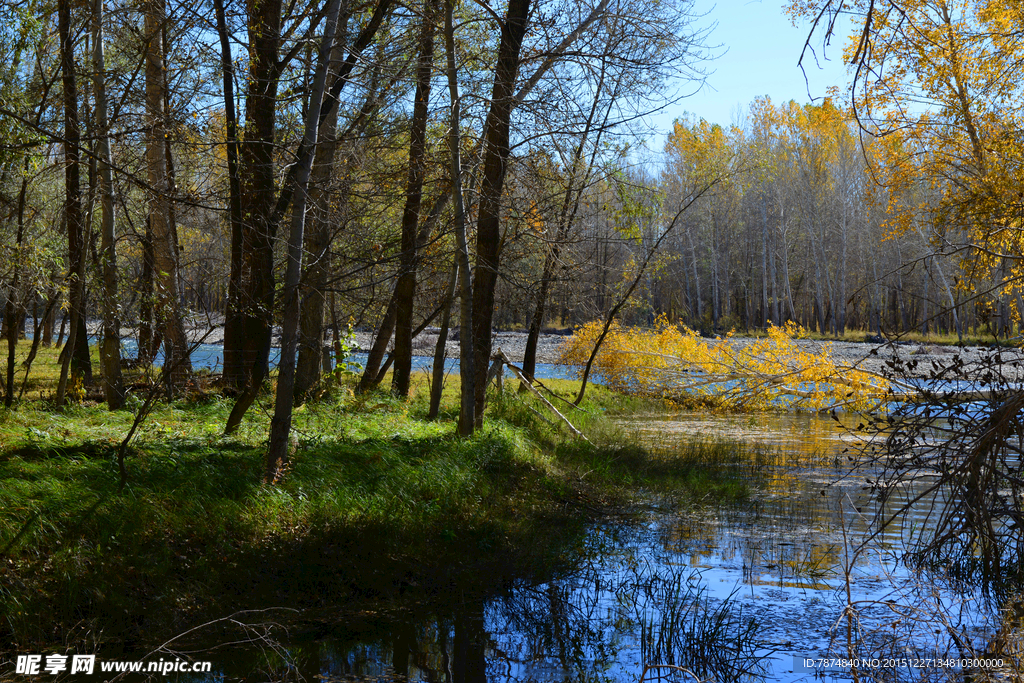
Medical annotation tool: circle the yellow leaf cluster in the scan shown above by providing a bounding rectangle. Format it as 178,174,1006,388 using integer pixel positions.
558,317,888,412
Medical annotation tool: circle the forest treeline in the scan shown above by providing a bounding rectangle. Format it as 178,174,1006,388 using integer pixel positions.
1,0,1022,468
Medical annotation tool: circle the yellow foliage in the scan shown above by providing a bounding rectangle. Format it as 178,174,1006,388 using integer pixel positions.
558,317,888,412
791,0,1024,325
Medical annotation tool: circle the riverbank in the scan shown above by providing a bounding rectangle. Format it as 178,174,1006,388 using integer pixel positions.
0,372,749,655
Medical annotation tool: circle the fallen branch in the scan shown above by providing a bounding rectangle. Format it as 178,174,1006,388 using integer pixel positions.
493,350,588,442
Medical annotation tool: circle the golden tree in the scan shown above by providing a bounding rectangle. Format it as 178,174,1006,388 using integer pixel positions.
793,0,1024,324
559,317,889,411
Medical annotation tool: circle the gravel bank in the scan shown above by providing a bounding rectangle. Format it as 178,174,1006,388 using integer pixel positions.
351,329,571,366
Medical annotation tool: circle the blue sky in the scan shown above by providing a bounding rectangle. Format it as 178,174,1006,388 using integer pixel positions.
642,0,852,143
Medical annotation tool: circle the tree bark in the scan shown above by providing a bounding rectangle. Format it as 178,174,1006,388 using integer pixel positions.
443,0,474,435
94,0,124,409
392,0,438,398
266,0,343,481
214,0,244,384
294,8,349,404
470,0,531,428
146,0,191,384
56,0,91,406
5,175,26,407
223,0,283,391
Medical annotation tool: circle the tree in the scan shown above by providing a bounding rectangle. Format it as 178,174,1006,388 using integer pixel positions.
559,318,888,411
145,0,191,384
94,0,123,409
571,122,727,405
794,0,1024,319
442,0,475,435
224,0,395,433
221,0,286,393
55,0,90,406
266,0,345,481
794,0,1024,591
391,0,439,398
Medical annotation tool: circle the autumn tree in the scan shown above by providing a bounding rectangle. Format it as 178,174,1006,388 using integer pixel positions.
794,0,1024,324
793,0,1024,592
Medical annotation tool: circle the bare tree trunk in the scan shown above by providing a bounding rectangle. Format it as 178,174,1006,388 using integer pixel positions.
471,0,531,427
222,0,282,393
146,0,190,385
94,0,123,409
56,0,90,406
392,0,438,398
444,0,474,435
294,9,349,404
226,0,390,425
266,0,343,481
5,175,26,407
214,0,243,384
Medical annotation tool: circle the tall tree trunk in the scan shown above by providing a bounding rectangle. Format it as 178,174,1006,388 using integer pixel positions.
56,0,91,406
223,0,282,392
216,0,244,387
294,9,349,404
226,0,391,429
266,0,343,481
5,175,27,407
392,0,438,398
470,0,531,427
94,0,123,409
443,0,474,435
146,0,191,384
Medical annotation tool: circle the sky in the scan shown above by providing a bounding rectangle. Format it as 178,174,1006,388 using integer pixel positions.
641,0,852,146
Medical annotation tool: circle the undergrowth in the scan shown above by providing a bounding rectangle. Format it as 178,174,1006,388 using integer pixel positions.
0,374,752,653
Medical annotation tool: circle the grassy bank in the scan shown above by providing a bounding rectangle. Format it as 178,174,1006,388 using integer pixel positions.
0,361,751,653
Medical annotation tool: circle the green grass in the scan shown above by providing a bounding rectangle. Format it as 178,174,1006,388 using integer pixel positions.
0,354,754,653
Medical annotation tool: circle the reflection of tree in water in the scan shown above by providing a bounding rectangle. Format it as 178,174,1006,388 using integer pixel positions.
250,524,765,683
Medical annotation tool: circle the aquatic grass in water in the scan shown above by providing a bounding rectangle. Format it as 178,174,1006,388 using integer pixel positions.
634,564,768,682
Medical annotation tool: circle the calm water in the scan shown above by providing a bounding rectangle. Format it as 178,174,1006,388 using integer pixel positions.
108,414,1019,682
